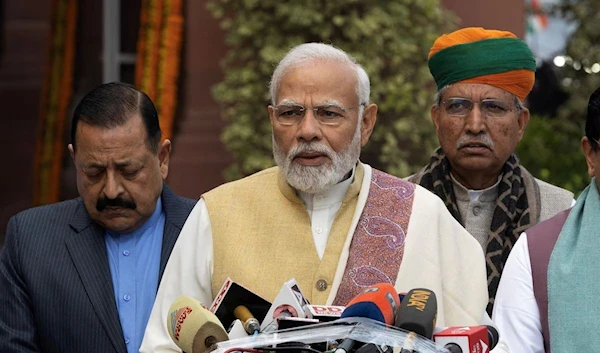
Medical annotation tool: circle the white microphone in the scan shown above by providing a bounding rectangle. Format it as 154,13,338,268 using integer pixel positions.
167,296,229,353
260,278,310,333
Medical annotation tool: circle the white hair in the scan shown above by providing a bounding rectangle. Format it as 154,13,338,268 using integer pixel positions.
269,43,370,107
273,117,362,194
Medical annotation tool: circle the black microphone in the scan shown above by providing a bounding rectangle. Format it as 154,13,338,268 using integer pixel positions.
394,288,438,339
486,325,499,349
209,277,271,335
393,288,438,353
354,343,393,353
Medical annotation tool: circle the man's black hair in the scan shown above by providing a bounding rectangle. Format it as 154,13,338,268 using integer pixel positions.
70,82,161,153
586,86,600,151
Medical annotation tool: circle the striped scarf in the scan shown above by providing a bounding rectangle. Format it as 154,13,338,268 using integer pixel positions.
409,147,541,314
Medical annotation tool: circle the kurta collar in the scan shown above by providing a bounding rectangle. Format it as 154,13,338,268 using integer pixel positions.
451,173,502,202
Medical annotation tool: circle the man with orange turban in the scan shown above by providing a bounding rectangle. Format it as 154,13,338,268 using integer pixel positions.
409,27,574,314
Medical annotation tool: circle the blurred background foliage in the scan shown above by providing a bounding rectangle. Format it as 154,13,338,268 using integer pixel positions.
552,0,600,117
207,0,456,181
208,0,594,195
516,115,587,196
519,0,600,196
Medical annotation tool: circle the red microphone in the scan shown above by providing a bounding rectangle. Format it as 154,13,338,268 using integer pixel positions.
433,326,498,353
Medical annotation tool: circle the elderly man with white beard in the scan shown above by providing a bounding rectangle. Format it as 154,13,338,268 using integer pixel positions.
141,43,498,353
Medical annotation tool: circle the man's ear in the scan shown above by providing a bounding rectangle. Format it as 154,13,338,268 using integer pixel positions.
158,139,171,179
268,105,276,127
68,144,75,162
516,107,530,142
431,104,441,134
582,136,597,177
360,103,378,147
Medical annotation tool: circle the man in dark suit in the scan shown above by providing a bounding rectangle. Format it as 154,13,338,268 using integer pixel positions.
0,82,196,353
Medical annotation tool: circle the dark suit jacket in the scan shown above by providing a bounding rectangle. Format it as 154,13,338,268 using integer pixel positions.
0,185,196,353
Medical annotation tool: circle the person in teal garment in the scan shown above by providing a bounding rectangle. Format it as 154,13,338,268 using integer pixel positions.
493,85,600,352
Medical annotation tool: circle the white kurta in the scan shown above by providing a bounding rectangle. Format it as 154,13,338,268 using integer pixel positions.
140,164,503,353
492,198,576,353
493,233,545,353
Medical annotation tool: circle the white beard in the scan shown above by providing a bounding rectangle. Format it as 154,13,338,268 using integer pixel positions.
273,124,362,194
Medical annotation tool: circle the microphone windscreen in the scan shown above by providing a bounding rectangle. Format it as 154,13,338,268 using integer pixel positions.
233,305,254,323
486,325,499,349
395,288,437,339
168,296,229,353
233,305,260,334
340,283,400,325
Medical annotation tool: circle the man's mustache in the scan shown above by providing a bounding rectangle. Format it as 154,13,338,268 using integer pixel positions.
96,197,137,211
288,141,333,161
456,133,494,149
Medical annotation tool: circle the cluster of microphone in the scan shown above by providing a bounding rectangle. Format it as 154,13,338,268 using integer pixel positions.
166,279,498,353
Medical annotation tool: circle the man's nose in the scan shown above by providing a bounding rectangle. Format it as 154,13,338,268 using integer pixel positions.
296,109,323,142
102,172,124,200
464,104,486,134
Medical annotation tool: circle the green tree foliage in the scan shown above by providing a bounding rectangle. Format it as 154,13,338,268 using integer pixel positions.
515,0,598,196
207,0,455,180
552,0,600,121
516,115,589,196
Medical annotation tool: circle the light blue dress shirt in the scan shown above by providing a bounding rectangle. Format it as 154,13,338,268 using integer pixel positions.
105,198,165,353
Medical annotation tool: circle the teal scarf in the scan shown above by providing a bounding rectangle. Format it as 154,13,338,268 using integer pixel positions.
548,178,600,351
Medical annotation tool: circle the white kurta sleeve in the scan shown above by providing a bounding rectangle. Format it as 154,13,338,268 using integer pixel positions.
492,233,545,353
140,199,214,353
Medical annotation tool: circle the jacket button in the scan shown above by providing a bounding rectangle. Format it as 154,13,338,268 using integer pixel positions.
316,279,328,291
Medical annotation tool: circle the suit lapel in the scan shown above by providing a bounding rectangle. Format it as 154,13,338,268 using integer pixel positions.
159,185,191,280
66,201,127,353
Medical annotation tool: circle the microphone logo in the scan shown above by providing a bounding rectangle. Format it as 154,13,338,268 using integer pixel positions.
291,284,310,307
405,289,432,312
384,292,398,315
210,278,232,312
481,339,489,353
169,306,193,341
361,287,379,294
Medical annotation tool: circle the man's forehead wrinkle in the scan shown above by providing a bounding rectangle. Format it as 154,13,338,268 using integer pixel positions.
447,84,513,100
278,99,300,106
79,152,141,170
319,100,344,107
277,98,344,107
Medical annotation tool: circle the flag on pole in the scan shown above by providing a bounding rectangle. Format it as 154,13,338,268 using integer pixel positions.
527,0,549,35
